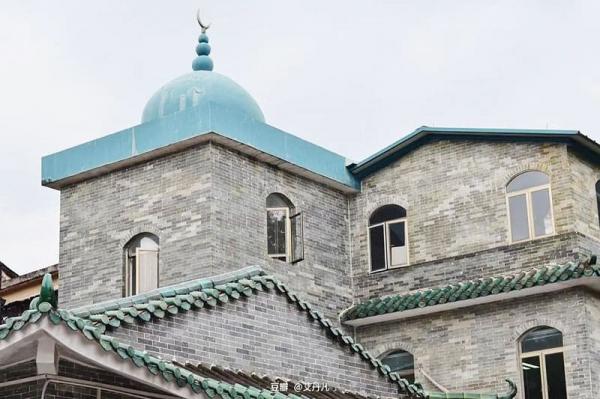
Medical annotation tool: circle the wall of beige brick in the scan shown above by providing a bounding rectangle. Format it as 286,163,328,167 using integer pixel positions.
356,288,594,399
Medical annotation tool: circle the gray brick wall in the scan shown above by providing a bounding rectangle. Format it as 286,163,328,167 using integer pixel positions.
59,144,214,309
356,288,594,399
568,148,600,242
353,231,600,301
208,144,352,317
55,135,600,398
109,289,400,398
584,291,600,399
59,142,353,319
350,140,600,300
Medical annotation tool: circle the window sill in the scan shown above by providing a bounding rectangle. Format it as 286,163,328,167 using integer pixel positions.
369,264,411,274
509,232,555,246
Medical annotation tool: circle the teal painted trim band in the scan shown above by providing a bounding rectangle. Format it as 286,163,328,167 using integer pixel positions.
350,126,586,176
42,102,359,190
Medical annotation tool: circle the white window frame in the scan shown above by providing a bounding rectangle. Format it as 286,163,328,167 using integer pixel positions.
135,248,159,295
506,179,555,244
368,217,409,273
519,345,566,399
124,237,159,296
267,206,291,262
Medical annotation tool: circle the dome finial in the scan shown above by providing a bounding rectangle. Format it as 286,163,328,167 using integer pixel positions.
193,9,214,71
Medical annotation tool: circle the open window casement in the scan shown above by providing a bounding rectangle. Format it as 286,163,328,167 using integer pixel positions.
290,212,304,263
266,193,303,264
136,248,159,294
266,208,304,263
267,207,289,261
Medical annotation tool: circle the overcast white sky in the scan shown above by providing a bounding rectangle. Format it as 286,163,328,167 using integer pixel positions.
1,1,599,274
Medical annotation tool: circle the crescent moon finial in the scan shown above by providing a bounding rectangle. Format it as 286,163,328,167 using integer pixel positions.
196,9,211,33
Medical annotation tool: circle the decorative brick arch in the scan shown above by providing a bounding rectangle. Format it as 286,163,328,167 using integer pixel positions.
118,224,163,249
501,163,552,189
364,196,409,221
509,317,568,344
263,189,301,211
369,341,417,360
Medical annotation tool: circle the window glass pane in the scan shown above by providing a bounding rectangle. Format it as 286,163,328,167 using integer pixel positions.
509,194,530,241
370,205,407,225
290,212,304,263
545,352,567,399
369,225,386,271
381,350,414,375
531,189,553,237
267,209,287,256
522,356,543,399
507,171,550,193
388,222,407,266
266,193,292,208
521,327,563,353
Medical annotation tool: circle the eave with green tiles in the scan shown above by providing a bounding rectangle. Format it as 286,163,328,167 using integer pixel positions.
0,271,518,399
69,266,516,399
341,255,599,327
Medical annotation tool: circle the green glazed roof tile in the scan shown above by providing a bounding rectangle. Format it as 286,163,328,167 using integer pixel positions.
1,261,526,399
67,267,428,397
341,256,598,323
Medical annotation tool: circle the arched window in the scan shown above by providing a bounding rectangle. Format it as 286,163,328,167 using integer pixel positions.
266,193,303,263
368,205,408,272
596,180,600,227
520,326,566,399
381,350,415,382
507,171,554,243
124,233,159,296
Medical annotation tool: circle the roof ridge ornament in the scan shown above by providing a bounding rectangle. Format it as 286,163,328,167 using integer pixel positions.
37,273,57,312
192,9,214,71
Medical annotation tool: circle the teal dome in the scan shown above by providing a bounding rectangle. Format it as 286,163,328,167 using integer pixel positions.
142,71,265,124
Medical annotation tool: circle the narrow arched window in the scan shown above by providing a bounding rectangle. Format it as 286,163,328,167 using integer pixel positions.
381,350,415,383
507,171,554,242
596,180,600,227
266,193,303,263
520,326,566,399
369,205,408,272
124,233,159,296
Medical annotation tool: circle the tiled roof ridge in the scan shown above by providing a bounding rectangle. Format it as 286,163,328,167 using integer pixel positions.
7,272,518,399
72,267,518,398
340,255,598,323
72,265,265,316
73,270,427,397
0,297,309,398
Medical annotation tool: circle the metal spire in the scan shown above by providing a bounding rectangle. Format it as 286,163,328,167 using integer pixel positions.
192,9,214,71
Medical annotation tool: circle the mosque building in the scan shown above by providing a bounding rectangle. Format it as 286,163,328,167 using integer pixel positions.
0,12,599,399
